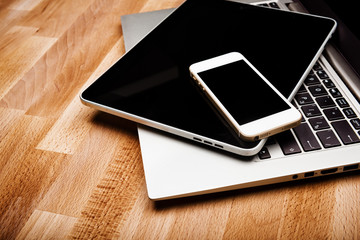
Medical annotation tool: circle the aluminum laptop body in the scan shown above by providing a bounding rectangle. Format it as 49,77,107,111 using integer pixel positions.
120,0,360,200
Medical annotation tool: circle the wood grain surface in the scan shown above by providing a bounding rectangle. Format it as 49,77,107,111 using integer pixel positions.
0,0,359,239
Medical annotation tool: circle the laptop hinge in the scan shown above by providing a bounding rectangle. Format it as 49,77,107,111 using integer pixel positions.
287,0,308,13
323,44,360,103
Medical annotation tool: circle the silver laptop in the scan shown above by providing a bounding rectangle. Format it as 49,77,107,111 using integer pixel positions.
121,0,360,200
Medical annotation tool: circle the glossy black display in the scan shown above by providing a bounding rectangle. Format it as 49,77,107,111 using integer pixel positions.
199,60,290,125
81,0,335,148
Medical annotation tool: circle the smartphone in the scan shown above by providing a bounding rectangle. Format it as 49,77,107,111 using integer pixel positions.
189,52,302,142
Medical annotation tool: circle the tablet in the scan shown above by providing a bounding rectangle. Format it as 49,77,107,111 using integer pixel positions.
81,0,336,156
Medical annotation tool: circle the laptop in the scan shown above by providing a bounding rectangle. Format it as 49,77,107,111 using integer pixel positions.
120,0,360,200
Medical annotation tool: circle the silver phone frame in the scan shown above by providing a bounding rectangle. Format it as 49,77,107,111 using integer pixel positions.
189,52,302,141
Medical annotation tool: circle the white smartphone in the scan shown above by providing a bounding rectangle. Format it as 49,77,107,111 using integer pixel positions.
189,52,302,142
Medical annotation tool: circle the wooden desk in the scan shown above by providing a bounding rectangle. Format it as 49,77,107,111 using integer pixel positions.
0,0,359,238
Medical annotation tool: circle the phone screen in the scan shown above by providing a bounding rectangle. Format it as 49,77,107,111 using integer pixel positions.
198,60,291,125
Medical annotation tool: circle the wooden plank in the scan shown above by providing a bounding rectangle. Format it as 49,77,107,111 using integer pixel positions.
16,210,77,240
36,114,140,218
70,136,143,239
275,181,337,239
330,175,360,239
36,37,126,154
6,0,44,11
17,0,94,37
223,188,286,239
35,96,96,154
2,0,146,118
0,7,26,36
0,107,25,143
0,113,54,170
0,114,68,238
0,28,56,101
140,0,185,12
0,26,38,56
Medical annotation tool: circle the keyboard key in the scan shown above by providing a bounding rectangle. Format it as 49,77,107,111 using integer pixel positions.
316,130,341,148
293,123,321,151
309,85,327,97
269,2,280,8
316,70,329,79
295,93,313,105
323,79,335,88
258,147,271,159
297,85,307,93
316,96,335,108
304,74,320,86
309,116,330,130
276,130,302,155
313,62,323,71
332,120,360,145
301,104,321,118
329,88,342,98
324,107,344,121
336,98,349,108
265,137,276,145
350,119,360,130
343,108,357,119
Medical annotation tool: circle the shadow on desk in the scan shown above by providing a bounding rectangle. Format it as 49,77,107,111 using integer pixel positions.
90,111,139,137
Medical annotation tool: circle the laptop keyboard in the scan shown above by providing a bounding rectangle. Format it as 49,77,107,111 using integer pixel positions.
259,59,360,160
257,2,360,160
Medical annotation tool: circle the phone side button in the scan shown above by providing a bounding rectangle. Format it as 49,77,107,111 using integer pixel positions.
276,130,302,155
